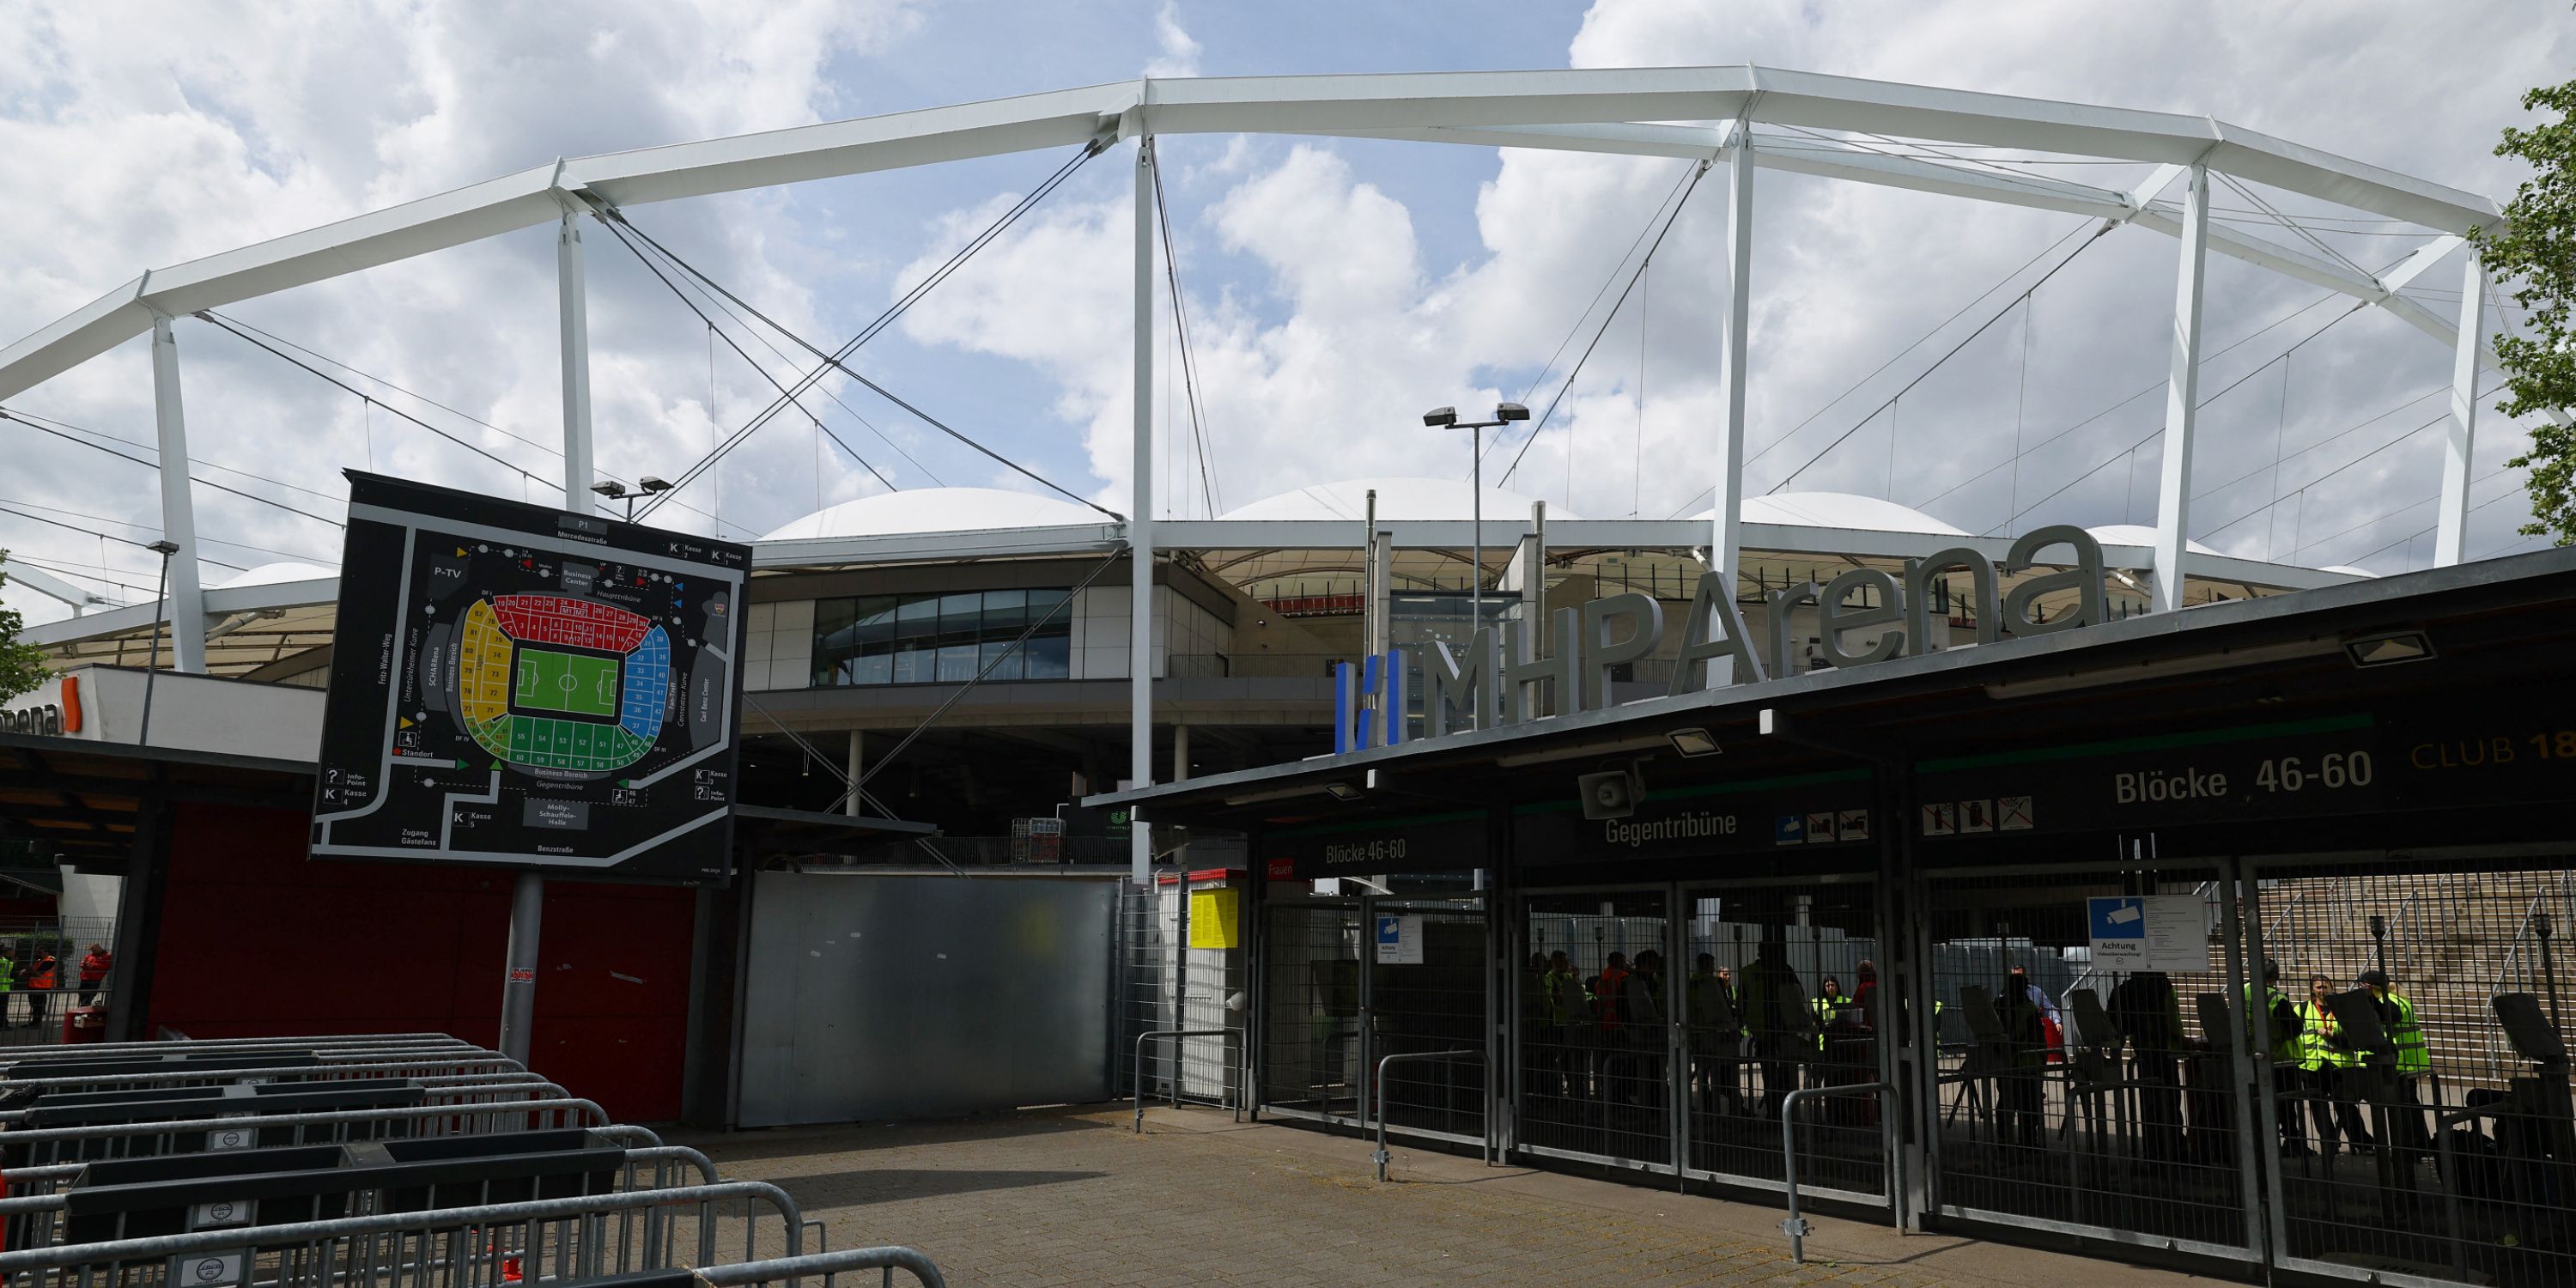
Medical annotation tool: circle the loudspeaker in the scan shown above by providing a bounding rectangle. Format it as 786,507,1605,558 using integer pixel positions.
1578,769,1640,820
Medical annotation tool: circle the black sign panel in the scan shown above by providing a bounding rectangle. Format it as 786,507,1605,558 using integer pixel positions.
1911,701,2576,841
1515,769,1876,868
1263,810,1486,881
311,474,751,882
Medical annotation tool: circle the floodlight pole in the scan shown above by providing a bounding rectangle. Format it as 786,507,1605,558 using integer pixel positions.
1128,133,1156,885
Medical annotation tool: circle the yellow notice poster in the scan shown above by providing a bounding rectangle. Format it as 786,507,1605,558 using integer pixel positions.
1188,888,1240,950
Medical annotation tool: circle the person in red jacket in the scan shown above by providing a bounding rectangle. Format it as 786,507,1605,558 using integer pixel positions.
78,945,111,1007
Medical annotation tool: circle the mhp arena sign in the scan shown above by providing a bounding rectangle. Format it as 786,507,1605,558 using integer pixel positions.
1334,526,2111,753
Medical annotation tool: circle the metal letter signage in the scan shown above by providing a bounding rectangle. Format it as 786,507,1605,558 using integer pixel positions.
1337,528,2111,756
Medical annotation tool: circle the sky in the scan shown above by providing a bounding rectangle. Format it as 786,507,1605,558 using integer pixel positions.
2,0,2570,629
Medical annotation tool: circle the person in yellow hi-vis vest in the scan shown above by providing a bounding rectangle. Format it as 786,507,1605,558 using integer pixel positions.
2359,968,2431,1152
2300,975,2376,1155
2247,961,2308,1156
0,946,15,1027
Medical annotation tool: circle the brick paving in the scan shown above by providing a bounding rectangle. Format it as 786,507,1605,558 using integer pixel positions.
683,1105,2227,1288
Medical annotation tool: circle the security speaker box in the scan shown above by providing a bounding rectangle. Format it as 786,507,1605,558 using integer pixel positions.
1577,769,1643,820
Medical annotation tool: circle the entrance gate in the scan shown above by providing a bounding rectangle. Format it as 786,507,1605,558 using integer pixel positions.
1511,878,1891,1208
1231,850,2574,1288
1255,890,1492,1153
1920,862,2262,1265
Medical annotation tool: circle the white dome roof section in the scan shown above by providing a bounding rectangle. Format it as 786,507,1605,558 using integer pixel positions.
1217,477,1577,523
2317,565,2378,578
214,561,336,588
759,488,1106,541
1690,491,1965,537
2083,524,2221,556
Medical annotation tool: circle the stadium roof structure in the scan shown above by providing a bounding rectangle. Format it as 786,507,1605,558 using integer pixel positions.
0,66,2525,855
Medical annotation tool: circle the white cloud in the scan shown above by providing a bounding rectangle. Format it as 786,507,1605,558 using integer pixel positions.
1145,3,1203,79
0,0,920,624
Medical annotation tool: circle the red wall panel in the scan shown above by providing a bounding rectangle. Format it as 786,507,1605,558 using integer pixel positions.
146,802,695,1120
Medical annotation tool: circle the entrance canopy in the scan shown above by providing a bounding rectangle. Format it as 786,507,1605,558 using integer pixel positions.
1097,545,2576,872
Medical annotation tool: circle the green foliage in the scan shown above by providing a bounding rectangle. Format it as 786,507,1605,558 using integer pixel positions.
2470,77,2576,546
0,554,53,702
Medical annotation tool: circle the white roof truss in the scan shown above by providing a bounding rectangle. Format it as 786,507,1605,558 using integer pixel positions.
0,66,2508,403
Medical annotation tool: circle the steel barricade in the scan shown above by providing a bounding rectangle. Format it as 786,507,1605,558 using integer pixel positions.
1130,1030,1233,1133
1778,1081,1893,1263
0,1036,473,1068
0,1055,524,1097
1372,1050,1478,1182
696,1247,945,1288
0,1097,620,1169
0,1181,809,1288
0,1139,726,1255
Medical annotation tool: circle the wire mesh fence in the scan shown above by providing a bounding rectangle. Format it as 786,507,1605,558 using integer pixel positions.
1516,890,1674,1170
1256,898,1361,1121
1922,863,2257,1257
2251,862,2576,1288
1683,879,1886,1199
1115,875,1241,1114
1368,899,1485,1146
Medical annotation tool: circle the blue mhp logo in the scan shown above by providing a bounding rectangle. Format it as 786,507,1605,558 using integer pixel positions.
1333,651,1408,755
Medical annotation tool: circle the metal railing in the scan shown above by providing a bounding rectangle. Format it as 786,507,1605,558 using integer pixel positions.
697,1247,946,1288
0,1096,619,1167
1779,1081,1893,1263
1371,1050,1478,1182
0,1181,809,1288
1131,1030,1235,1133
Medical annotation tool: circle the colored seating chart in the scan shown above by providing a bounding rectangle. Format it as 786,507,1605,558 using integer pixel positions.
459,594,669,773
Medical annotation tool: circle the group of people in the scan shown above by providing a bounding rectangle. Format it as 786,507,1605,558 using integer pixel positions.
2248,961,2433,1161
0,944,112,1030
1526,942,1881,1123
1963,957,2433,1167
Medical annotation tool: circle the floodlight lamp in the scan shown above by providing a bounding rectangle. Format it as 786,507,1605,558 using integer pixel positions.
145,539,181,556
1496,402,1531,422
638,476,673,494
1323,781,1365,802
2342,629,2435,668
590,481,629,498
1423,406,1458,428
1667,727,1722,758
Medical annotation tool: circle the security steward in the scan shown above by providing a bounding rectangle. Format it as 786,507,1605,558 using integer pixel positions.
2300,974,2376,1155
2359,968,2431,1153
2248,961,2308,1155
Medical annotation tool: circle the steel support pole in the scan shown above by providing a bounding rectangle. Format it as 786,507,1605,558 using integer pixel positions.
844,731,864,817
2434,253,2485,567
147,317,207,674
557,210,596,513
1128,137,1156,885
2151,166,2210,613
497,871,544,1065
1710,145,1753,627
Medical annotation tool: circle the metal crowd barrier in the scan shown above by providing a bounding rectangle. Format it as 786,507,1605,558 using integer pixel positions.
0,1134,730,1255
0,1032,942,1288
1371,1050,1478,1182
697,1247,946,1288
0,1181,811,1288
0,1097,620,1169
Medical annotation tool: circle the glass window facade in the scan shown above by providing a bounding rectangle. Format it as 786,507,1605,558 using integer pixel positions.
811,588,1072,687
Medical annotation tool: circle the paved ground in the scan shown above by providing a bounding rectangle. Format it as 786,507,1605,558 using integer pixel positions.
683,1105,2232,1288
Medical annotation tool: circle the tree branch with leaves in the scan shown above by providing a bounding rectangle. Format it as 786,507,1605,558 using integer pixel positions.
2470,76,2576,546
0,554,56,702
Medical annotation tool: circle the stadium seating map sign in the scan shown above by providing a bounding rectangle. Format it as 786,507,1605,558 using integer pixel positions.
311,474,750,881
